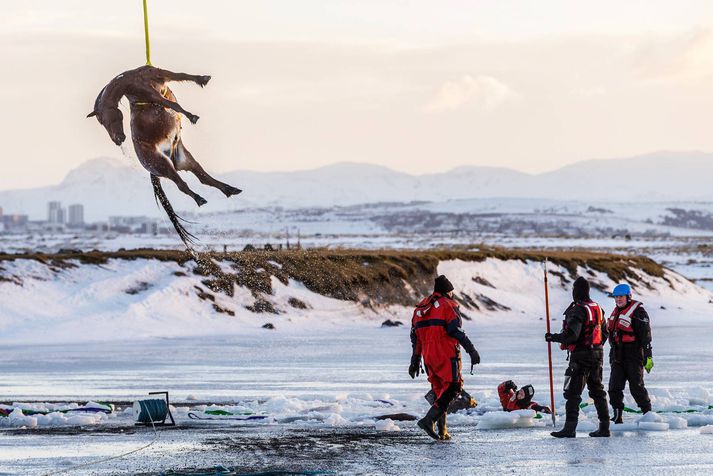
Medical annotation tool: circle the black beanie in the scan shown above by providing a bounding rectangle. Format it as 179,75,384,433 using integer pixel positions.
434,275,454,295
572,276,591,302
518,385,535,404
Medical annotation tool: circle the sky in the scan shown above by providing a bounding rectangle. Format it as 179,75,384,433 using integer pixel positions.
2,0,713,189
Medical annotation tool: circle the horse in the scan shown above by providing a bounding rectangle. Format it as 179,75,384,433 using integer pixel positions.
88,65,242,246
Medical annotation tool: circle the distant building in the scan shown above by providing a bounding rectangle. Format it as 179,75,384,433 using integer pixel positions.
2,214,29,231
48,201,66,225
108,216,161,234
67,204,85,227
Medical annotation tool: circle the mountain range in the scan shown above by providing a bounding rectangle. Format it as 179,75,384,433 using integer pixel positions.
1,151,711,221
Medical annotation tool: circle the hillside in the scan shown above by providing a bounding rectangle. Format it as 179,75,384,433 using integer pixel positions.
1,247,708,344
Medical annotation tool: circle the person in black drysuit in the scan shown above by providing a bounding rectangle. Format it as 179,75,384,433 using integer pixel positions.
545,276,611,438
606,284,653,423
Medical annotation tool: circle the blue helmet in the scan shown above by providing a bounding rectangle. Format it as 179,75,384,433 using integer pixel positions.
608,283,632,298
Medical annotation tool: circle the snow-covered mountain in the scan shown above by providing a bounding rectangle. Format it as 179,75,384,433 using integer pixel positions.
1,151,712,220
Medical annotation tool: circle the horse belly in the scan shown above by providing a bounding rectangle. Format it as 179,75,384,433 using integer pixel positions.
130,105,182,176
130,105,181,140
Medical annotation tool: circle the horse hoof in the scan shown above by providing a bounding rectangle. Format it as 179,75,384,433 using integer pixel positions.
224,187,242,198
195,196,207,206
189,115,200,124
199,76,211,87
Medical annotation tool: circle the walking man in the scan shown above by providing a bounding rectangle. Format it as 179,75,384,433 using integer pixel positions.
545,276,610,438
409,275,480,440
607,283,653,423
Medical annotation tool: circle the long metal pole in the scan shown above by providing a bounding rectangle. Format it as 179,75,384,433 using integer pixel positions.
544,259,557,427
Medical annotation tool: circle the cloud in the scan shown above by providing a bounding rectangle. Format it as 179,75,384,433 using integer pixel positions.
426,75,516,112
629,28,713,82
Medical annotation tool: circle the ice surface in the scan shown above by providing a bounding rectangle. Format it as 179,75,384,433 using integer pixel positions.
639,422,670,431
639,411,664,423
476,410,541,430
610,422,639,432
375,419,400,432
663,416,688,430
3,256,713,473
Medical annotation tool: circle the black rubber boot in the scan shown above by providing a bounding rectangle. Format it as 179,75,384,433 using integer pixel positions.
550,419,577,438
611,408,623,424
589,419,611,437
418,405,444,440
437,413,451,440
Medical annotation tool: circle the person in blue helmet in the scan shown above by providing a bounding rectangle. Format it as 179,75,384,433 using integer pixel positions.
606,283,653,423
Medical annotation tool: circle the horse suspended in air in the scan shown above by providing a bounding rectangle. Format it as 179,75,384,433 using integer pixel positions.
88,65,242,246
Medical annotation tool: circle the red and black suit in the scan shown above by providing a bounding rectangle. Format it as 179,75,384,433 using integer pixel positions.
548,297,610,424
607,300,652,413
410,292,478,411
498,381,550,413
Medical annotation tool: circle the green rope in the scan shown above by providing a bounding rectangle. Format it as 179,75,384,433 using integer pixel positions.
579,402,713,414
143,0,151,65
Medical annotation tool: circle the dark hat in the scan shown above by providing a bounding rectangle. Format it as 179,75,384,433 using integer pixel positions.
517,384,535,405
572,276,591,302
434,275,454,295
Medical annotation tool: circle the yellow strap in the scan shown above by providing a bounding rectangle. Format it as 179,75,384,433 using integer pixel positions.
143,0,151,65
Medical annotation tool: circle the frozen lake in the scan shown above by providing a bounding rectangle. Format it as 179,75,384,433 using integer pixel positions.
2,319,713,475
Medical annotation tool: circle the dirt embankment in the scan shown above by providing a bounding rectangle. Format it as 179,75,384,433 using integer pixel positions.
0,246,666,310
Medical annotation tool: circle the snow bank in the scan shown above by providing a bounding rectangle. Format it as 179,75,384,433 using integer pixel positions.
438,258,713,325
0,253,710,345
0,259,390,344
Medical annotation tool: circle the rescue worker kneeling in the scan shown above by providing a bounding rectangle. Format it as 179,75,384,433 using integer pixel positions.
409,275,480,440
498,380,551,414
545,276,611,438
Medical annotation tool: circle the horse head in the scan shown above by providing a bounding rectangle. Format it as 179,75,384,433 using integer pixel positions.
87,107,126,146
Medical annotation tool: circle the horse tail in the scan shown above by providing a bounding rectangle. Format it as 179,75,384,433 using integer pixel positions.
150,174,197,248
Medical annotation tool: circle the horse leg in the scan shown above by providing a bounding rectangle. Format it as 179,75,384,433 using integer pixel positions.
175,141,242,198
155,96,200,124
135,143,207,206
135,85,200,124
154,67,211,87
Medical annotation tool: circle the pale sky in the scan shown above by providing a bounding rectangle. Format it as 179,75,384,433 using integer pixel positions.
2,0,713,189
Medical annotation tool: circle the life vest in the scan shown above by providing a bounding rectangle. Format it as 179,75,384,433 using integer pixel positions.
607,300,641,345
561,301,604,352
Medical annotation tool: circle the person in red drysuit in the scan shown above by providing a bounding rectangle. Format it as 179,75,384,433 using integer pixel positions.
409,275,480,440
498,380,551,413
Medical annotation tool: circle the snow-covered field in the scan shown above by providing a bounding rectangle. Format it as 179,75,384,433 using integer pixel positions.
2,256,713,474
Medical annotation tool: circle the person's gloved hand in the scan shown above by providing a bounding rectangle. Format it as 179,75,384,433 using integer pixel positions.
644,357,654,373
408,354,421,379
468,349,481,366
503,380,518,392
545,332,562,343
467,349,480,375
